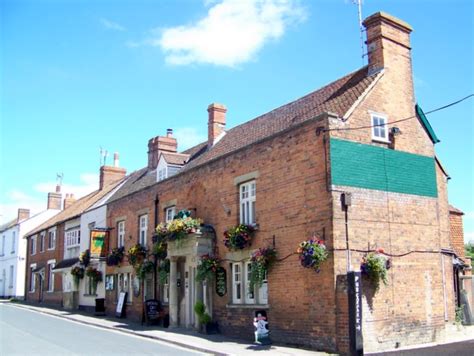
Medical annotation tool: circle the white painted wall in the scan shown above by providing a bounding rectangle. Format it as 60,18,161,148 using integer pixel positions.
0,208,60,298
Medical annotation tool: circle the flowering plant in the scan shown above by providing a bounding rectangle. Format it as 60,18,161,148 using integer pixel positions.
223,224,255,250
297,239,328,272
127,244,147,267
361,249,391,290
196,254,220,282
85,267,103,283
79,249,90,267
249,247,277,289
137,260,155,280
155,213,203,243
158,259,170,284
106,247,125,266
71,266,85,285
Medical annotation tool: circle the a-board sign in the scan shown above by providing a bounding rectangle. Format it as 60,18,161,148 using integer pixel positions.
215,267,226,297
145,299,162,324
116,292,127,318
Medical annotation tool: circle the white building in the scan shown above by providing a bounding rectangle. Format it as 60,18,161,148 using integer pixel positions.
0,202,61,299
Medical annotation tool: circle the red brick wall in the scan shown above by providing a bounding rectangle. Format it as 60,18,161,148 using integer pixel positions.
449,211,465,260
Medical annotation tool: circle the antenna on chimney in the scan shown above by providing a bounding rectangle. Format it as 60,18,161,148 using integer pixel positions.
56,173,64,186
353,0,365,64
99,147,109,166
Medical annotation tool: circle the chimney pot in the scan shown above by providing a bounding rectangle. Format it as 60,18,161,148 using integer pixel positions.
208,103,227,148
55,184,61,193
166,128,173,137
113,152,119,167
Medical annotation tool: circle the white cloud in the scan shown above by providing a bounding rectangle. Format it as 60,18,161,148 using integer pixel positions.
174,127,207,151
0,173,99,224
100,18,126,31
150,0,306,67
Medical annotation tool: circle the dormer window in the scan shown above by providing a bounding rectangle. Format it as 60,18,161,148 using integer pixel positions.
370,112,389,142
156,152,190,182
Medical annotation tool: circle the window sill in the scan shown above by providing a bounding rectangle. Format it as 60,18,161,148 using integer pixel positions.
83,294,98,297
47,290,55,293
47,248,55,251
226,304,269,309
372,137,390,144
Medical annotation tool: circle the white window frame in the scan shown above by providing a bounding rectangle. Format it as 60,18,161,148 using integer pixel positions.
1,235,5,256
47,260,55,292
31,236,37,255
245,261,255,304
139,215,148,246
65,228,80,248
158,167,167,182
48,230,56,250
239,180,256,225
39,232,45,252
117,272,132,303
370,112,389,142
258,269,268,304
165,206,176,223
11,231,15,254
162,274,169,303
117,221,125,248
232,263,243,304
9,265,14,288
29,264,37,292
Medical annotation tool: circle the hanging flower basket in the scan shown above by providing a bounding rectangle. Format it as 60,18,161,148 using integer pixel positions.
71,266,85,286
223,224,255,250
127,244,147,267
79,249,90,267
361,249,391,290
196,254,220,282
158,259,170,284
155,211,203,244
249,247,277,290
297,238,328,273
137,260,155,280
106,247,125,266
85,267,103,283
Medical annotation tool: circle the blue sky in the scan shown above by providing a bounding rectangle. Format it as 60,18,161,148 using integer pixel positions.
1,0,473,241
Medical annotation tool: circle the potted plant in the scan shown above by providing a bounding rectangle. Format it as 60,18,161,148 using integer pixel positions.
196,254,220,282
127,243,147,267
194,301,218,334
249,247,277,290
360,249,391,290
106,247,125,266
223,224,255,250
85,267,103,294
297,238,328,273
71,266,85,286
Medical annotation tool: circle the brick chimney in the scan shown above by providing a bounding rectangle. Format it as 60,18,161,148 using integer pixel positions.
17,208,30,223
363,12,413,75
47,185,62,210
63,194,76,209
208,103,227,147
100,153,127,190
147,130,177,170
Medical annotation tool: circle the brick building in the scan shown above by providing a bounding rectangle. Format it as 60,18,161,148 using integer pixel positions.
24,161,126,308
97,12,464,353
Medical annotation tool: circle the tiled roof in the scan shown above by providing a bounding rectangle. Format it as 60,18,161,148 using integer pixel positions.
162,152,190,166
449,205,464,215
108,66,378,202
26,179,126,237
0,218,17,233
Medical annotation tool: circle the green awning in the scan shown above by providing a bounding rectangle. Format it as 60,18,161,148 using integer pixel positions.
415,104,440,144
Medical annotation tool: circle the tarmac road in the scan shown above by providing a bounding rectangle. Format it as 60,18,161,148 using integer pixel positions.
0,303,205,356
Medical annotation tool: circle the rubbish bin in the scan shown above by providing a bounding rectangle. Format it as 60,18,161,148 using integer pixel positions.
95,298,105,315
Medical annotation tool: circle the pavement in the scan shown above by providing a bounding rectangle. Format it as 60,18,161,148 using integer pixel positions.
2,300,473,355
1,300,329,355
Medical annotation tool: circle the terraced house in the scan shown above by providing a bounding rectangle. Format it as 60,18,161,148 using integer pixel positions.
97,12,470,354
21,11,471,355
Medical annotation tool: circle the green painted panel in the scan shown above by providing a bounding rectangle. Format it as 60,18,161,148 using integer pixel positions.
330,138,438,197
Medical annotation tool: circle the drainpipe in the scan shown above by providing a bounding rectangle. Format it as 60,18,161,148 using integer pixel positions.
154,194,159,300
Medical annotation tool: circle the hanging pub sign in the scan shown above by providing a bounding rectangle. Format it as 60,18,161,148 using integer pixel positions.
90,229,109,258
215,267,227,297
